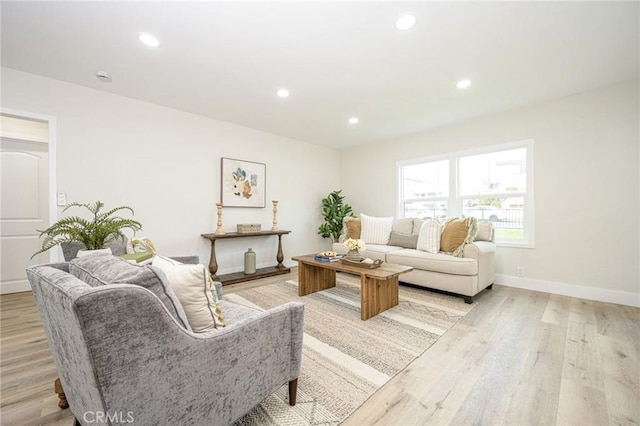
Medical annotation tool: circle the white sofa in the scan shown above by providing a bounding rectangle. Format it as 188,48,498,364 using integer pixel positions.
332,217,496,303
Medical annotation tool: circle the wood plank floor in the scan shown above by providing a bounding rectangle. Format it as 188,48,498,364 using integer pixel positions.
1,271,638,425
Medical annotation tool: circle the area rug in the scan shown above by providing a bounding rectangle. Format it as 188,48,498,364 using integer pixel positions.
230,274,475,426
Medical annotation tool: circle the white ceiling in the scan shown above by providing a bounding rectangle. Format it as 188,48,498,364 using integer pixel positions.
1,1,638,149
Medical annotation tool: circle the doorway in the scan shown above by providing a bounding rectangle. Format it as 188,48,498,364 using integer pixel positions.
1,112,57,294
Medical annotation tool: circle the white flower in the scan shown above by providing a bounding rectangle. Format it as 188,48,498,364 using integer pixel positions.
344,238,366,252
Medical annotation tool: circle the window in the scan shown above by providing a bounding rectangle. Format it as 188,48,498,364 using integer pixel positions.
397,140,534,247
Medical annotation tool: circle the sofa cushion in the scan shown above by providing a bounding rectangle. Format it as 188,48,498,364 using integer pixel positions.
360,213,393,244
417,219,442,254
475,221,494,242
441,217,478,257
387,231,418,249
391,218,413,235
152,255,225,332
387,249,478,276
69,254,191,330
344,217,361,239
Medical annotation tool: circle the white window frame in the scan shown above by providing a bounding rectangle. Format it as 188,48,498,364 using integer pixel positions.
397,139,535,248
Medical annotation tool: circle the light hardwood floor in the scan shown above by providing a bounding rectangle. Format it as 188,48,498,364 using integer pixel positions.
1,271,638,425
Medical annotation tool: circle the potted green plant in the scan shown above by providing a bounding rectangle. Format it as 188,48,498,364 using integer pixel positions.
317,190,354,242
31,201,142,259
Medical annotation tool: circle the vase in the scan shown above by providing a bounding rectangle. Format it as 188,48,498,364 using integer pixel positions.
244,248,256,275
346,250,361,261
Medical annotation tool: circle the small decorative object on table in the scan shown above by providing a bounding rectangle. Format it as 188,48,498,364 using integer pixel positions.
244,248,256,274
343,238,366,261
314,251,343,262
215,203,225,235
237,223,261,233
271,200,279,231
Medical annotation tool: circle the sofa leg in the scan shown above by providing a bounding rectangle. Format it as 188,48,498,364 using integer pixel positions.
463,295,473,304
487,284,494,290
73,418,82,426
288,379,298,406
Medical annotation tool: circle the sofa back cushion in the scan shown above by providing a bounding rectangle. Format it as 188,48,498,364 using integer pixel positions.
69,254,191,330
391,218,413,235
475,221,494,242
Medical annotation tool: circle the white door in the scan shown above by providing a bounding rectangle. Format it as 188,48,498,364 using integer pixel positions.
1,137,50,293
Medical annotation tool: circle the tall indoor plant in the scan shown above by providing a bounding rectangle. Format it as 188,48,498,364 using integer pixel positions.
32,200,142,258
317,190,354,242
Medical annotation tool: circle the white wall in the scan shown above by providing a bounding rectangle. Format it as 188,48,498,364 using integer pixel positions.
341,80,640,305
1,67,340,276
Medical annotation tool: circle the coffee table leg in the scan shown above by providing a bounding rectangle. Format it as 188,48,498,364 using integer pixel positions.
361,276,400,320
297,261,336,296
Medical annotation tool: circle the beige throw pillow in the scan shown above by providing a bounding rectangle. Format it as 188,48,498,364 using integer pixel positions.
344,217,361,239
440,217,478,257
152,255,225,332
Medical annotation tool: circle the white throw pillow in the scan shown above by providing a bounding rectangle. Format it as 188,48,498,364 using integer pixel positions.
360,213,393,245
152,255,225,332
417,219,442,254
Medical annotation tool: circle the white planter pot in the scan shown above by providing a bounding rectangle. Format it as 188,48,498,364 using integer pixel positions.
76,247,112,258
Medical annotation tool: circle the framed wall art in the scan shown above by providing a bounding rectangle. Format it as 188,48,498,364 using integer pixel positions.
220,157,266,208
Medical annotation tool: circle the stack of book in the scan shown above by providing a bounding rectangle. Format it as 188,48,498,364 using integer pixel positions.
121,252,154,265
314,252,344,262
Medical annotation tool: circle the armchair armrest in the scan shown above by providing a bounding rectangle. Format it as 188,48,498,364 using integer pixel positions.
73,285,304,425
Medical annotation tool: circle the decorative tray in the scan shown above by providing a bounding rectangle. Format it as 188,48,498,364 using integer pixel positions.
340,258,383,269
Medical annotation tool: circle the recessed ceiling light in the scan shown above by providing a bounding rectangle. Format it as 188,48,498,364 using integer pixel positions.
95,71,112,83
276,89,290,98
139,33,160,47
395,14,417,31
349,117,359,124
457,79,472,89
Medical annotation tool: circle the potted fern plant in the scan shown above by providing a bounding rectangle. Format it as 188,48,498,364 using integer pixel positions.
32,201,142,259
317,190,354,242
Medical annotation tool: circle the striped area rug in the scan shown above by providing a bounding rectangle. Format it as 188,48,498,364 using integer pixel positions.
230,274,474,426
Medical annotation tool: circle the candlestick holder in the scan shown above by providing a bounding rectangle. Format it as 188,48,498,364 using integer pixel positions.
271,200,279,231
215,203,225,235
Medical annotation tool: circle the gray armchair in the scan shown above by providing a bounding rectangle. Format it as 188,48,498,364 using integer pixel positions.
27,262,304,425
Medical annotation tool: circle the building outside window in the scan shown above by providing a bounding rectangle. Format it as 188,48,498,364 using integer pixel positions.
397,140,534,247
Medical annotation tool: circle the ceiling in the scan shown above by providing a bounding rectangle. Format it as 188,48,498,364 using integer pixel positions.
1,1,638,149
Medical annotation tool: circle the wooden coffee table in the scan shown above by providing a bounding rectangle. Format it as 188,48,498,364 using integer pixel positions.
291,255,413,320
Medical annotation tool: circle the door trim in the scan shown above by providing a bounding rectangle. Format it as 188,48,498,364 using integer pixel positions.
1,108,58,265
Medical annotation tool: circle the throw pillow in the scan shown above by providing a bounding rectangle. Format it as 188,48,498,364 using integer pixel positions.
475,221,494,242
152,255,225,332
69,253,191,330
360,213,393,245
387,231,419,249
440,217,478,257
417,220,442,254
344,217,361,239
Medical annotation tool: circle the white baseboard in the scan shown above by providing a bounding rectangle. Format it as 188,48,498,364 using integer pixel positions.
1,281,32,295
495,274,640,308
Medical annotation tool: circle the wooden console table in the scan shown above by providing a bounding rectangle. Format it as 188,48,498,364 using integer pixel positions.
201,230,291,285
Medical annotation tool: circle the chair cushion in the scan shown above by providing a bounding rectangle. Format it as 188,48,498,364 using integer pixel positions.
69,254,191,330
151,255,225,332
387,249,478,276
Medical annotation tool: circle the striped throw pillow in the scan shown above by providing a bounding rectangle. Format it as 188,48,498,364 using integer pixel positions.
360,213,393,245
417,219,442,254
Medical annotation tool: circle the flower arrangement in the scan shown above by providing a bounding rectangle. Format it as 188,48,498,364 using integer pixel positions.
343,238,366,253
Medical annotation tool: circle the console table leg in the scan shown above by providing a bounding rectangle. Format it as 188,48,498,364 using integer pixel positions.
276,235,285,267
208,240,219,280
